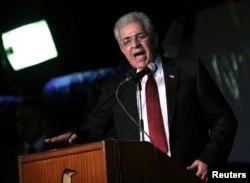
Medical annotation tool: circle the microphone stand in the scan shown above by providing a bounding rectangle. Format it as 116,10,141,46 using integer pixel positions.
136,80,144,141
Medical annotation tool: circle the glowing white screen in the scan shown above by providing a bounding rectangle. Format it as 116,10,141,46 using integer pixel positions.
2,19,58,71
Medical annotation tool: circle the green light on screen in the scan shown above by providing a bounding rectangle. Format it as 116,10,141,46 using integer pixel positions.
1,19,58,71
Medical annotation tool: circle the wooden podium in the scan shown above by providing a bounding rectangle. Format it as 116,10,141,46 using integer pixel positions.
18,140,204,183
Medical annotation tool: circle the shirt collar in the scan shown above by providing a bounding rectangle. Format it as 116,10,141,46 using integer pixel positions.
154,55,163,77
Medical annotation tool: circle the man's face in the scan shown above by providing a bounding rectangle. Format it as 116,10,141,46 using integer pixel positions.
119,22,157,70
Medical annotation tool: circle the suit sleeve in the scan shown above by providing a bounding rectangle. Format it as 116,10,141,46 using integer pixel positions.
196,58,238,167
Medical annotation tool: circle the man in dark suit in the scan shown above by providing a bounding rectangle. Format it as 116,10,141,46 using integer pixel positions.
45,11,238,182
0,95,57,183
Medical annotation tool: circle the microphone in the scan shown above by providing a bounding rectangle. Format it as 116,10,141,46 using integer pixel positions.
120,63,157,85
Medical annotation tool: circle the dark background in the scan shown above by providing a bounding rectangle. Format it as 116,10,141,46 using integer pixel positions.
0,0,175,95
0,0,222,95
0,0,249,167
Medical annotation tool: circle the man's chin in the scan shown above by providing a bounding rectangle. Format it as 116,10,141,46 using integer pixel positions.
133,61,149,70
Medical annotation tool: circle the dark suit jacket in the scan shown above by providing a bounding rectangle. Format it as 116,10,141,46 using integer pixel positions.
76,56,238,168
0,135,57,183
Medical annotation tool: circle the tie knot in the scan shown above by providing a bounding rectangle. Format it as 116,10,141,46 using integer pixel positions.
146,73,156,88
147,73,154,83
148,73,153,78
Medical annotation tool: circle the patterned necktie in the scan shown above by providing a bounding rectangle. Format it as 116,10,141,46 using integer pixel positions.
146,74,168,153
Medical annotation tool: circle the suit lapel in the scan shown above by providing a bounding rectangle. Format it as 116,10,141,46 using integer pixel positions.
117,79,140,139
162,58,179,128
124,80,139,122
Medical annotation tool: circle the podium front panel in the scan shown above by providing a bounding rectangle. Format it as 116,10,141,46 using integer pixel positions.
18,141,108,183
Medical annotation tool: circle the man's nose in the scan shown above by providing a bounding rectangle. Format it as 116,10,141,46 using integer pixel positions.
130,36,140,47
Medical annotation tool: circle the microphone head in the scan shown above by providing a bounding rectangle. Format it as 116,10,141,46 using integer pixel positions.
130,62,158,82
147,62,157,73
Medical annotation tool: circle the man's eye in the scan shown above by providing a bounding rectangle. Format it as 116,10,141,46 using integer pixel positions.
137,33,146,39
123,37,131,44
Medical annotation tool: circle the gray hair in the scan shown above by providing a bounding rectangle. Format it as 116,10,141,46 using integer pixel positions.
113,11,155,45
